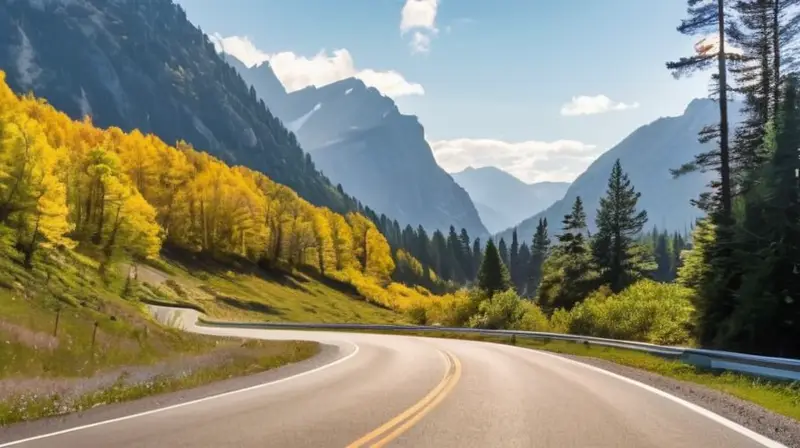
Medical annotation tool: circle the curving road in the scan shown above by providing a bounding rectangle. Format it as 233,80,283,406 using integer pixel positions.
0,308,786,448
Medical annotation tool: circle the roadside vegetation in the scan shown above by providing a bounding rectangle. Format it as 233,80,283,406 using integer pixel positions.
0,235,316,425
134,248,404,324
311,326,800,422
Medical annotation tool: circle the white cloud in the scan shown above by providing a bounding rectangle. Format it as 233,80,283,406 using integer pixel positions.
560,95,640,116
430,138,602,183
212,34,270,67
401,0,438,32
211,34,423,99
400,0,439,54
410,32,432,54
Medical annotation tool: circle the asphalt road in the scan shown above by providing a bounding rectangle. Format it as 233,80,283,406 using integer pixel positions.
0,308,787,448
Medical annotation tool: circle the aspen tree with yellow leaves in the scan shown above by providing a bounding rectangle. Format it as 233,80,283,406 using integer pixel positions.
0,70,469,324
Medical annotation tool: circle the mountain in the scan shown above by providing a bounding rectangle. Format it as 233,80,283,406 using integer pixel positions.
452,166,570,233
228,55,489,238
0,0,354,213
496,98,744,243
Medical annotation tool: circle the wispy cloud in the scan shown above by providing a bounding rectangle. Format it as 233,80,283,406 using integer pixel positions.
560,95,640,116
430,138,602,183
212,34,424,99
400,0,439,54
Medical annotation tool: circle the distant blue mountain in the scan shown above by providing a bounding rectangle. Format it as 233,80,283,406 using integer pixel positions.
227,55,488,237
496,98,745,242
452,166,569,234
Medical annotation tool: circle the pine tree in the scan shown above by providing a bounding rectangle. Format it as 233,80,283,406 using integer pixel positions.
654,231,672,282
459,228,474,281
528,218,549,297
447,226,465,282
729,0,774,189
472,238,483,278
477,239,512,297
667,0,735,219
509,228,520,289
558,196,588,256
402,225,416,252
517,242,531,295
498,237,509,268
729,0,800,191
723,75,800,356
672,232,687,278
591,160,653,291
538,196,598,310
431,230,448,280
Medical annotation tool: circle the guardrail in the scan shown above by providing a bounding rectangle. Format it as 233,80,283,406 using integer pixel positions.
195,318,800,382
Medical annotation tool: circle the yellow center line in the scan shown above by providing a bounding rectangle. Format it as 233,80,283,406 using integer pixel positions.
345,350,462,448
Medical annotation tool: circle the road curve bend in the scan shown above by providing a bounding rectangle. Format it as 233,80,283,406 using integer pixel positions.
0,308,787,448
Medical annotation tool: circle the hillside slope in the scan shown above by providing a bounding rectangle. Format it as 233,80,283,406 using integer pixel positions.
228,56,489,237
0,0,354,213
452,166,570,233
496,98,744,241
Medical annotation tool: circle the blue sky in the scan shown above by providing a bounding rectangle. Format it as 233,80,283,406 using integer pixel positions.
176,0,712,183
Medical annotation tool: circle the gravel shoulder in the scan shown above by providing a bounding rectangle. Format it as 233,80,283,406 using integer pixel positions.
560,353,800,448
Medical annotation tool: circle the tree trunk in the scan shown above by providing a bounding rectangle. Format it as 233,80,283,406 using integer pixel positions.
773,0,782,117
717,0,733,220
24,212,42,268
92,183,105,245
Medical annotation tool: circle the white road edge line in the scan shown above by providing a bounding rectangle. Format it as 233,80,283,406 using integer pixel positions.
507,345,787,448
0,340,361,447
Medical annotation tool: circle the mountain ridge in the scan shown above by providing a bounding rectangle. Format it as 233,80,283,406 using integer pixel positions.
0,0,356,214
494,97,744,242
451,166,570,234
228,53,489,237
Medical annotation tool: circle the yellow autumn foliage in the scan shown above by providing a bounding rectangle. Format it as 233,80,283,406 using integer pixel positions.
0,70,455,318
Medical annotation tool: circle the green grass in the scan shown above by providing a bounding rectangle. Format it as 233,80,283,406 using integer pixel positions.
512,338,800,421
0,340,317,425
142,249,405,325
0,235,320,424
295,328,800,421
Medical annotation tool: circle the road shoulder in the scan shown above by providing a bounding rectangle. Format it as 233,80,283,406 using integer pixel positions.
557,353,800,448
0,342,347,445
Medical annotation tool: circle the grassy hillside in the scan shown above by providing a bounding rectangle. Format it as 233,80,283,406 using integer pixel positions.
133,247,406,324
0,236,323,424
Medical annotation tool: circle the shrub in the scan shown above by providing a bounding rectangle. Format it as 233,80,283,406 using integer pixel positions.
469,289,526,330
568,280,695,345
514,301,550,332
424,289,479,327
548,308,572,333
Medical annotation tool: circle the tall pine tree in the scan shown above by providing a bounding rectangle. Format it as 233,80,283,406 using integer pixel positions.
721,75,800,356
517,242,531,295
498,237,509,268
509,228,521,289
538,196,598,310
477,239,512,297
472,238,483,279
528,218,549,297
447,226,465,282
592,160,653,292
654,231,673,282
459,228,474,281
667,0,735,219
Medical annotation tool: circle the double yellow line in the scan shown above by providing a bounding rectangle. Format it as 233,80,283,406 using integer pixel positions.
346,351,462,448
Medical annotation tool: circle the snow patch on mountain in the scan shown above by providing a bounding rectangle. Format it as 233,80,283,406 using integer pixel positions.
287,103,322,133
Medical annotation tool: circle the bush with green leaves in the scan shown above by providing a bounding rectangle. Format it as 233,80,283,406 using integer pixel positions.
568,280,695,345
514,301,550,332
468,289,516,329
